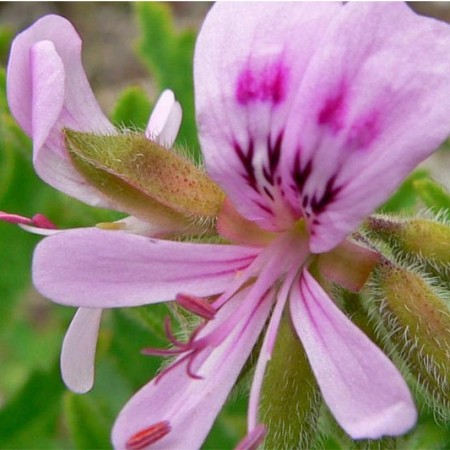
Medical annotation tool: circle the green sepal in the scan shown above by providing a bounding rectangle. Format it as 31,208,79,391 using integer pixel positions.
365,215,450,275
260,313,321,449
371,260,450,417
64,129,224,227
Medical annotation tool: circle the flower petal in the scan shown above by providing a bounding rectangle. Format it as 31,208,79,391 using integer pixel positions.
146,89,182,148
196,3,450,248
32,228,260,308
60,307,102,394
289,269,416,439
7,15,114,205
279,3,450,252
112,287,273,450
195,2,342,231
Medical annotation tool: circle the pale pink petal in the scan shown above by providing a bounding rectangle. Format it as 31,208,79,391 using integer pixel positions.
29,41,65,153
32,228,260,308
146,89,182,148
19,225,62,236
112,287,274,450
195,3,342,231
196,4,450,249
278,3,450,252
7,15,114,205
156,101,182,148
60,307,102,393
289,270,416,439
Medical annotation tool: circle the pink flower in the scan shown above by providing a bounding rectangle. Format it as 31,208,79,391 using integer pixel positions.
7,3,450,449
4,15,183,393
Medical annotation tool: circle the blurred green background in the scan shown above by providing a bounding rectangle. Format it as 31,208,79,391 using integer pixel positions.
0,2,449,449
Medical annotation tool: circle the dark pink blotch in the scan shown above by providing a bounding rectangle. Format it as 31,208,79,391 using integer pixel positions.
318,85,347,132
236,60,288,106
346,112,379,151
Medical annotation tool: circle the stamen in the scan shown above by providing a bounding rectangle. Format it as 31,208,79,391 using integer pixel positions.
31,213,57,229
141,319,207,361
0,212,33,225
126,421,171,450
0,211,56,229
176,293,216,320
141,347,185,357
235,424,267,450
164,316,187,348
186,352,204,380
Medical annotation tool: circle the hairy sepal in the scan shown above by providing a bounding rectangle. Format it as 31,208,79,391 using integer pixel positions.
64,130,225,227
365,214,450,278
370,260,450,418
260,313,321,449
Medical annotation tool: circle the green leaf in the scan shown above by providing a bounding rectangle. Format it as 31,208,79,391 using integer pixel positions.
380,169,429,214
413,178,450,218
63,392,111,450
403,415,450,450
110,308,167,389
0,26,13,64
135,2,199,158
111,85,152,130
0,365,65,449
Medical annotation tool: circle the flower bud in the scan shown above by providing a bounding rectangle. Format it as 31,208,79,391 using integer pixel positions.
260,314,321,449
64,130,225,229
372,260,450,416
365,215,450,274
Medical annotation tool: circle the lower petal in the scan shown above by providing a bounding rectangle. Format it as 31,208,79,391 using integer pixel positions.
60,307,102,393
32,228,260,308
112,287,273,450
289,269,416,439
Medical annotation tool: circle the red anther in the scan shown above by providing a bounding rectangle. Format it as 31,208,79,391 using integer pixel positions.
176,293,216,320
235,424,267,450
32,213,57,229
126,421,171,450
0,211,57,229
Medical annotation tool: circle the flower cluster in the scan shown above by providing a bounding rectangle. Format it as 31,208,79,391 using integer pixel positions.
3,3,450,449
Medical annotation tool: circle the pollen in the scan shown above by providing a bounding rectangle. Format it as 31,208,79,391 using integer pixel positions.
125,421,171,450
96,222,126,231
